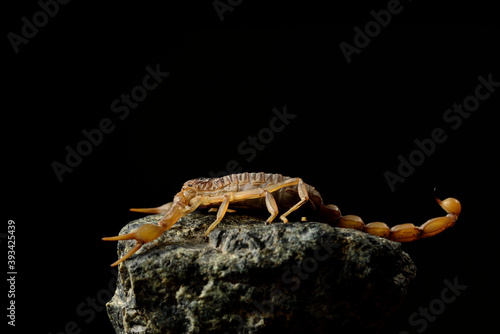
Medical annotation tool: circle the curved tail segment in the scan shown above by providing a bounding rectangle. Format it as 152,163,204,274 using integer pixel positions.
418,196,461,240
336,194,461,243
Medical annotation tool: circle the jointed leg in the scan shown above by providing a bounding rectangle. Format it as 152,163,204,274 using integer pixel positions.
276,178,309,223
203,178,306,231
264,191,279,223
204,189,280,235
204,195,231,236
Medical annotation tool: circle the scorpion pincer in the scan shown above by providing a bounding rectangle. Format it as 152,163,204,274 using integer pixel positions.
103,172,461,267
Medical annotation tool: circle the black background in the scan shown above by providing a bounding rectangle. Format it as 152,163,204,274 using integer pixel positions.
4,1,500,334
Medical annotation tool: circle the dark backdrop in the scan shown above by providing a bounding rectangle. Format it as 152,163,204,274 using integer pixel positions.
4,3,499,334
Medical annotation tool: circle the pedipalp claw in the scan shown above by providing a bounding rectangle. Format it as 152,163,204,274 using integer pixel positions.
103,232,144,267
102,230,138,242
130,202,173,215
109,242,144,267
102,223,167,266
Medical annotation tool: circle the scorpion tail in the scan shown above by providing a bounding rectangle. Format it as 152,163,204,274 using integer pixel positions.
130,202,173,215
434,193,461,219
318,204,342,225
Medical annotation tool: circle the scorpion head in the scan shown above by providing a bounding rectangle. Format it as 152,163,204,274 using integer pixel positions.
165,178,209,208
104,178,215,267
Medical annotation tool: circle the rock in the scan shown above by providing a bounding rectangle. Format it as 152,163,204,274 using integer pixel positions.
106,212,416,334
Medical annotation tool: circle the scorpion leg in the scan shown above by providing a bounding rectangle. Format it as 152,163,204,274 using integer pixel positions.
204,195,231,236
264,191,279,224
202,187,284,235
271,178,309,223
204,190,279,235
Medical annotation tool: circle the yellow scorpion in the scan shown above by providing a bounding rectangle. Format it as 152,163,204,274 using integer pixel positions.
103,172,461,267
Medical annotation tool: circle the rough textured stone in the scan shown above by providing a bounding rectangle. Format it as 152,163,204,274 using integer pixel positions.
106,212,416,334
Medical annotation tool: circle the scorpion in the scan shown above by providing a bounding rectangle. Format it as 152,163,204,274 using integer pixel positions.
103,172,461,267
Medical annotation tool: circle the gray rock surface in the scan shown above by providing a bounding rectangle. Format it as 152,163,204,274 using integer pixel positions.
106,212,416,334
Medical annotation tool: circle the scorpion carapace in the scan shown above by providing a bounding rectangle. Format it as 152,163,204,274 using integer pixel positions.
103,172,461,267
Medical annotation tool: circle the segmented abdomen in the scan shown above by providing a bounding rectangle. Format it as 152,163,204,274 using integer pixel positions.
197,172,324,214
212,172,287,192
